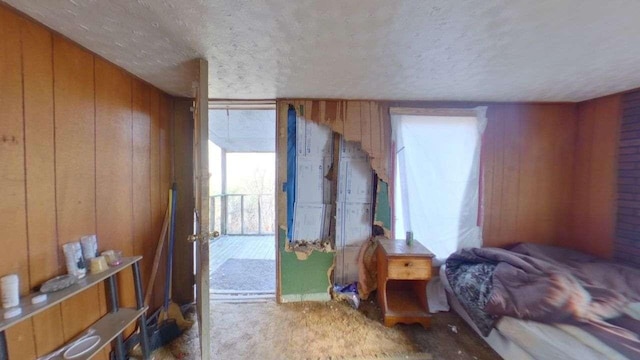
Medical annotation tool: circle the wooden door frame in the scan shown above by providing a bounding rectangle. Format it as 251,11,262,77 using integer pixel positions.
195,58,210,360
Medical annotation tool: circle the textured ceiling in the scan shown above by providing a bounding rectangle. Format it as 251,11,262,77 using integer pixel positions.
209,109,275,152
5,0,640,101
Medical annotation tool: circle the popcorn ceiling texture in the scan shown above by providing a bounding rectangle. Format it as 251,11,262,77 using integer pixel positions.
5,0,640,101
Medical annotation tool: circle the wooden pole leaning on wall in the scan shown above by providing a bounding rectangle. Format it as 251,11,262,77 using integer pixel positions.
144,193,171,306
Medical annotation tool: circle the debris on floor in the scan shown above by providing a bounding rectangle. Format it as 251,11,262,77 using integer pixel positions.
333,282,360,308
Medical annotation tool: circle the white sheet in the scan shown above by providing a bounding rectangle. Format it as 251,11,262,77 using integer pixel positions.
391,109,486,261
439,266,628,360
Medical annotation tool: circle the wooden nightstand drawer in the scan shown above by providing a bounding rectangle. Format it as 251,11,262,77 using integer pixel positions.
387,257,431,279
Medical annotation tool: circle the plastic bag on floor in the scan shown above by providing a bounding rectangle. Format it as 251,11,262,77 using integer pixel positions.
333,282,360,309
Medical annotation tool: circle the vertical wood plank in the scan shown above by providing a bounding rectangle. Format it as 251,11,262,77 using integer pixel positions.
360,101,372,155
132,80,152,285
149,88,165,310
484,106,505,246
53,36,102,342
160,95,172,209
566,95,621,257
21,16,66,357
0,7,37,359
369,103,382,163
0,3,29,296
21,15,58,288
501,106,520,245
94,58,136,335
344,101,361,142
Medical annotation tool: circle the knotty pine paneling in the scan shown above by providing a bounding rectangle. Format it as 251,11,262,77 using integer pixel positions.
0,5,174,358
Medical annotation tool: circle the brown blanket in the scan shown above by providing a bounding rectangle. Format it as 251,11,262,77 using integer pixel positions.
447,244,640,359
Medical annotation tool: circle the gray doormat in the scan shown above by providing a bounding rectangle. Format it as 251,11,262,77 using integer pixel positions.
210,259,275,292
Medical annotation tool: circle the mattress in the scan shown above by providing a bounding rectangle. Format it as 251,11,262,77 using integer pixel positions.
439,266,628,360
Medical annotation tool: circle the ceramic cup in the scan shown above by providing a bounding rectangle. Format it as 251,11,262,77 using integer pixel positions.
89,256,109,274
80,234,98,262
0,274,20,309
63,242,87,279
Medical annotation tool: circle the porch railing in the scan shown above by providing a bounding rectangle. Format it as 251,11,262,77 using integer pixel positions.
209,194,275,235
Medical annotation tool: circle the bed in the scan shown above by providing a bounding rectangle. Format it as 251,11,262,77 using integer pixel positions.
440,243,640,360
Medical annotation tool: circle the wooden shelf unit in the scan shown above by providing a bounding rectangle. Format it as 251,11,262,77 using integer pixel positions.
376,240,434,328
0,257,150,360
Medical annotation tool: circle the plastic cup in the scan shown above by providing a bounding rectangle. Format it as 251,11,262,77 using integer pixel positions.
1,274,20,309
80,235,98,261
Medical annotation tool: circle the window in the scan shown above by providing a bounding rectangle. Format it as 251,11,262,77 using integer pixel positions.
392,108,486,261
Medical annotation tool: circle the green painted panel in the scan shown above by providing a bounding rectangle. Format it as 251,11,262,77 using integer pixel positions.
279,228,334,297
375,179,391,230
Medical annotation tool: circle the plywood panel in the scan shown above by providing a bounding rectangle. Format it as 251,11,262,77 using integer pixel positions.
0,7,37,359
53,35,103,344
22,15,59,288
94,58,136,337
95,58,133,256
1,5,174,356
564,95,621,257
132,80,153,287
344,101,361,142
160,94,172,207
482,104,578,248
0,3,29,296
20,16,66,357
149,88,166,310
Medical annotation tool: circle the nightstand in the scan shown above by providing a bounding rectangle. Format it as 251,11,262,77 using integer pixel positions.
376,239,434,328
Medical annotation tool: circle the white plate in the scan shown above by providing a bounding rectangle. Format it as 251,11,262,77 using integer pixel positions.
63,335,101,359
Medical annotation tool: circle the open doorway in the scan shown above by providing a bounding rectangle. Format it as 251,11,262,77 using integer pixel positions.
208,102,276,302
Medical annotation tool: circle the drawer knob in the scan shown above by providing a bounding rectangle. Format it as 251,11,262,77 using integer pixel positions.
404,262,412,267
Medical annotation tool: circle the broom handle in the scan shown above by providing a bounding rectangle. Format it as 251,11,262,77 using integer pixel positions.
144,191,172,306
164,183,178,310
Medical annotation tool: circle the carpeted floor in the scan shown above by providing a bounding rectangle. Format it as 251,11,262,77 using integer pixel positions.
210,259,275,291
149,299,500,360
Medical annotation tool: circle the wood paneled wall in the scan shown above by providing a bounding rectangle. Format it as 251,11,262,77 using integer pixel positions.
560,95,622,258
482,104,578,247
281,100,579,249
0,6,172,358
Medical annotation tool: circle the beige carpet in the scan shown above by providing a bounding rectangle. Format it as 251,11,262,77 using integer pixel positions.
149,301,431,360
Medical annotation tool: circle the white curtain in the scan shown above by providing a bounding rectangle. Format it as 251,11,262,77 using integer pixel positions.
392,108,487,262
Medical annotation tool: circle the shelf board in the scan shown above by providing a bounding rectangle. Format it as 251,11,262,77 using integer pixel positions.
49,307,147,360
384,288,429,318
0,256,142,332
